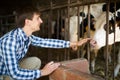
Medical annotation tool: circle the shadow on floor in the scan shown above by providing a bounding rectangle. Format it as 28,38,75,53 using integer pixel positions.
37,76,49,80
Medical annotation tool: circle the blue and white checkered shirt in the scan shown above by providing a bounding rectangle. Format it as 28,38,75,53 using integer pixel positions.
0,28,70,80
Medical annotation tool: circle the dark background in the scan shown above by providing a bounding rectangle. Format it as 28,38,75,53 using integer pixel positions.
0,0,34,15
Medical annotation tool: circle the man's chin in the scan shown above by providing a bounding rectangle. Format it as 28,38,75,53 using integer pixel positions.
37,28,40,31
33,29,40,32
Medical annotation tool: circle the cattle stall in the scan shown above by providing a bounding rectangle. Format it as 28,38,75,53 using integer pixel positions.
0,0,120,80
33,0,120,80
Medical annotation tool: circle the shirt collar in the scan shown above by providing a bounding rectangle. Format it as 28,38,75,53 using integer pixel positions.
18,28,29,41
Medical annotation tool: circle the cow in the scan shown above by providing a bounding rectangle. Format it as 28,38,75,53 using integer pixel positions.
69,3,105,45
69,14,95,42
69,2,120,42
87,9,120,77
102,3,120,13
68,2,120,77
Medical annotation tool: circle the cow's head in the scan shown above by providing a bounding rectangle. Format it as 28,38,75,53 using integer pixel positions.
79,13,96,37
104,13,120,34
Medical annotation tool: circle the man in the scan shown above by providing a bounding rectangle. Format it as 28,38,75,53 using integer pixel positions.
0,6,96,80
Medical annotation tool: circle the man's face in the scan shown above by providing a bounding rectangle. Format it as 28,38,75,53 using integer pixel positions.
29,13,43,31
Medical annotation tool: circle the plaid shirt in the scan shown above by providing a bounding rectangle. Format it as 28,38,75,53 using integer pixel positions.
0,28,70,80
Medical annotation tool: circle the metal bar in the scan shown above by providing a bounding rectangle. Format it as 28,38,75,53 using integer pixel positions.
60,9,63,40
57,10,60,39
87,4,91,68
64,8,68,60
47,0,53,61
113,1,116,80
81,5,84,38
39,0,120,12
77,0,80,58
105,0,110,80
66,0,70,60
80,5,85,58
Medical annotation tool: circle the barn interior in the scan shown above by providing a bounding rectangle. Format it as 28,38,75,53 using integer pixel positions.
0,0,120,80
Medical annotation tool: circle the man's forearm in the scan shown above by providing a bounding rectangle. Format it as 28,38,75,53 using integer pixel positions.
70,41,78,48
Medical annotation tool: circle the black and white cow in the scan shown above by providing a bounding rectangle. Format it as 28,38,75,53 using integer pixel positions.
85,10,120,77
69,2,120,42
69,3,105,43
68,2,120,77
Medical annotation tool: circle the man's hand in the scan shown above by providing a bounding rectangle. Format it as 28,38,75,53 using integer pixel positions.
78,38,97,47
77,38,91,46
70,38,97,50
71,46,78,51
89,39,97,47
41,61,60,76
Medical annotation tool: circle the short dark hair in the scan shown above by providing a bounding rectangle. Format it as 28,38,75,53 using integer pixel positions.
16,6,40,28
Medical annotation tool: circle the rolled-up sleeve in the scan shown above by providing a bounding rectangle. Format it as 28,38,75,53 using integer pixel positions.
30,35,70,48
1,37,41,80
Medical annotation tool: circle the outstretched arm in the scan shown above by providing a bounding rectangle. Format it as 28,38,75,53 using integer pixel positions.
70,38,97,50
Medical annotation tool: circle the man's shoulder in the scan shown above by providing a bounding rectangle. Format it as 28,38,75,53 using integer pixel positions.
0,28,19,40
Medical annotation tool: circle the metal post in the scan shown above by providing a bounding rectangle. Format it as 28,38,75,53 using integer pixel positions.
47,0,53,61
113,1,116,80
77,0,80,58
105,0,110,80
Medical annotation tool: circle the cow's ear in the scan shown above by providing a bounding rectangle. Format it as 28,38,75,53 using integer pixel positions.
117,12,120,18
80,12,85,17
